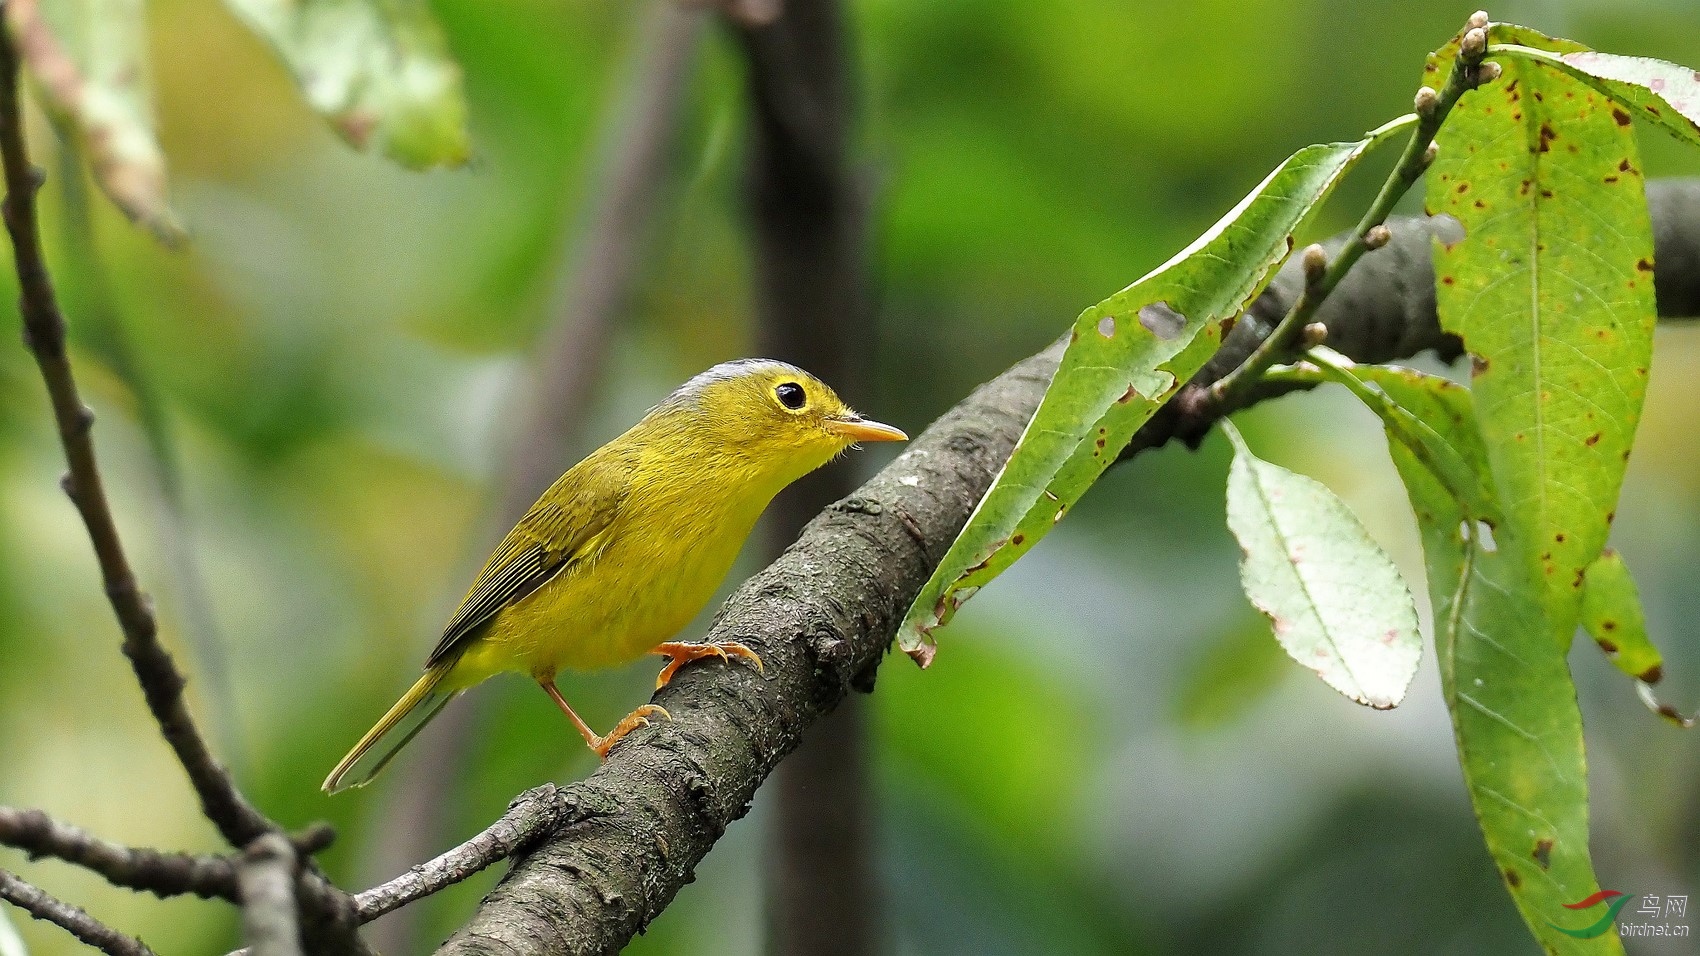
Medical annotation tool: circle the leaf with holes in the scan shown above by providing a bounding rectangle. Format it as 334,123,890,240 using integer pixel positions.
1384,368,1618,956
897,118,1415,665
1430,23,1657,645
1220,420,1420,708
223,0,470,169
6,0,184,241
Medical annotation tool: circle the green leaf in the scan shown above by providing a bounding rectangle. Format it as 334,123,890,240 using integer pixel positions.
1579,550,1696,727
898,117,1415,665
1580,549,1660,682
8,0,185,241
223,0,471,169
1221,420,1421,708
1385,372,1619,955
1172,611,1295,730
1430,26,1658,645
1300,350,1500,523
1491,44,1700,150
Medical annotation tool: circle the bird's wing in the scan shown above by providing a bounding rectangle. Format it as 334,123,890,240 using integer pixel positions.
425,462,628,668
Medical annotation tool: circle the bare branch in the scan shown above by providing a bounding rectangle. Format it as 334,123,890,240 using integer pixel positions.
353,785,569,923
730,0,881,951
0,869,156,956
0,25,370,956
0,806,239,901
0,7,272,851
238,835,302,956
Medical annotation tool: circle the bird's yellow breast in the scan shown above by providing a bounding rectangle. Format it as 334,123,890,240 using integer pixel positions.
447,464,779,684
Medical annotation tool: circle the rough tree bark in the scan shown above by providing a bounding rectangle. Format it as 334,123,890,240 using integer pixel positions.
432,180,1700,955
730,0,884,954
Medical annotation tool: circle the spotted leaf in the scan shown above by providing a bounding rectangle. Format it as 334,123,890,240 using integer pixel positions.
897,119,1414,665
1221,420,1421,708
1430,23,1657,645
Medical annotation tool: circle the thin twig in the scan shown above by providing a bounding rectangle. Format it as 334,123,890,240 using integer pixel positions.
0,806,240,901
1,24,366,956
51,133,245,767
0,869,156,956
353,785,568,923
0,10,274,849
238,835,302,956
1209,13,1492,407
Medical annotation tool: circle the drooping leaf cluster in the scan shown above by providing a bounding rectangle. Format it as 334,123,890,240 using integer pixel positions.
902,17,1700,953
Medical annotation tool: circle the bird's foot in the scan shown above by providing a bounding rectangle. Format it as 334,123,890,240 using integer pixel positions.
653,640,764,689
591,703,672,759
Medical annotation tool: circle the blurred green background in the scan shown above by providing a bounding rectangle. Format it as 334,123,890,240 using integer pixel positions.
4,0,1700,953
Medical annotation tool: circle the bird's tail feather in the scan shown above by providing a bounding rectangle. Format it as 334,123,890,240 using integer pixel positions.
323,667,459,793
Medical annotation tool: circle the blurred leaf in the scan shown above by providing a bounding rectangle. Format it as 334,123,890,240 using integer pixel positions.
1220,419,1421,708
1384,368,1618,955
223,0,471,169
1430,23,1658,644
7,0,184,242
875,633,1093,844
0,906,24,956
1172,610,1295,729
1492,44,1700,150
1580,549,1697,727
899,117,1415,665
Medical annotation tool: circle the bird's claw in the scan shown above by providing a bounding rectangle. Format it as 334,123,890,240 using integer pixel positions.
652,640,765,690
591,703,672,759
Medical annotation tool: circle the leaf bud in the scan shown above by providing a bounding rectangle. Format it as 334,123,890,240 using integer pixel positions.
1301,244,1328,286
1461,28,1487,61
1415,86,1439,117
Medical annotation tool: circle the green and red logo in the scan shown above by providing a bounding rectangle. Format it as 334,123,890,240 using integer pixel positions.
1549,890,1632,939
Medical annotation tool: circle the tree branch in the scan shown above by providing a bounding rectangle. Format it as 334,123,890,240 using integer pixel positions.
351,785,569,923
431,177,1700,954
237,835,302,956
0,869,156,956
0,23,367,956
0,5,272,851
0,806,239,901
729,0,883,952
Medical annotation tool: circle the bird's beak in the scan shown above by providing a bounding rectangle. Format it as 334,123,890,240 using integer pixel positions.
825,416,908,443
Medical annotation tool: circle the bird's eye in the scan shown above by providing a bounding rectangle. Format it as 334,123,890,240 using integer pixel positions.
775,382,806,410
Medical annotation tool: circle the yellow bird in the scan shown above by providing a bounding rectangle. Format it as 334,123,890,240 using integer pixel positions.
323,359,905,793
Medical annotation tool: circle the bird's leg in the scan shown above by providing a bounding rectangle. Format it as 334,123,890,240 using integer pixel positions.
652,640,764,690
538,679,670,759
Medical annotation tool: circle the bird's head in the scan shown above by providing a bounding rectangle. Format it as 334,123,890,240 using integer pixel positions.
654,359,906,484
